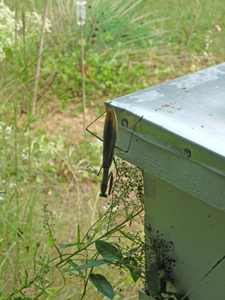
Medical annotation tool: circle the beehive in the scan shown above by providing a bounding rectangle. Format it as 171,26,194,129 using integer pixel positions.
109,62,225,300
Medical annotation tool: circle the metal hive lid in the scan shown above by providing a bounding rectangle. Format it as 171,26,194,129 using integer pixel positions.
109,62,225,177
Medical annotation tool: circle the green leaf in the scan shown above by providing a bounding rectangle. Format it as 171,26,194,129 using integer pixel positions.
129,269,140,282
90,273,114,299
68,259,108,271
67,259,82,275
95,240,121,261
35,176,43,184
48,232,54,249
104,31,113,41
4,47,13,58
77,225,80,248
54,190,61,197
57,178,68,184
73,108,82,116
124,277,133,284
47,165,57,173
146,264,161,298
60,108,67,114
160,279,167,294
78,38,87,46
24,268,28,285
57,242,80,250
127,259,140,282
119,230,136,242
44,254,50,264
46,287,61,293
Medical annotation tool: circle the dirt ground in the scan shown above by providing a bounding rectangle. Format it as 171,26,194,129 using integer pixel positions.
44,103,105,145
18,102,105,145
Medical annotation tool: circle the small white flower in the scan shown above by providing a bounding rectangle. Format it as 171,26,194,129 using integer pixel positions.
112,205,119,212
9,183,16,188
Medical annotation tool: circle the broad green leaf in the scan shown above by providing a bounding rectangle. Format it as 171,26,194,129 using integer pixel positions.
95,240,121,261
146,264,161,298
68,259,108,271
90,273,114,299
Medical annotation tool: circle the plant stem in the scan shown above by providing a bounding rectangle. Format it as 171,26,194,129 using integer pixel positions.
80,254,99,300
32,0,49,115
80,24,86,135
14,0,19,288
181,255,225,300
54,207,144,267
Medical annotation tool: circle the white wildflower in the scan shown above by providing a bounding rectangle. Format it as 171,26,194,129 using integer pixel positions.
0,1,51,61
9,183,16,188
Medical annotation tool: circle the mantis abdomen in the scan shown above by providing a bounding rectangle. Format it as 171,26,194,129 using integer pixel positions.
102,108,117,170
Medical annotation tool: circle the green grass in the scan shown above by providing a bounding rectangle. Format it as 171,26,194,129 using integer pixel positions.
0,0,225,299
150,0,225,57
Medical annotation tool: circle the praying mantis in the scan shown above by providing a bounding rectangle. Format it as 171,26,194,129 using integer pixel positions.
86,103,143,198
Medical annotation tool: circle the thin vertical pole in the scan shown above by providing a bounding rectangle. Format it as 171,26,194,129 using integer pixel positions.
80,24,86,135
